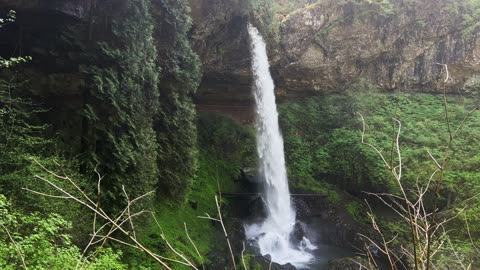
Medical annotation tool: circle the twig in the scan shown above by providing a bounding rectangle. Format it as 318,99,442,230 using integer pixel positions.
26,163,181,270
122,185,136,240
197,196,236,269
463,213,480,254
1,223,27,269
241,241,247,270
184,222,205,270
359,113,391,169
160,233,199,269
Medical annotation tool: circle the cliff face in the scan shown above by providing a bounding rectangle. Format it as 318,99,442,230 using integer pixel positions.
189,0,480,103
1,0,479,122
272,0,480,95
188,0,255,122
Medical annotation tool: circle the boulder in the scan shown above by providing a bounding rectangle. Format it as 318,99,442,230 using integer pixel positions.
248,196,268,221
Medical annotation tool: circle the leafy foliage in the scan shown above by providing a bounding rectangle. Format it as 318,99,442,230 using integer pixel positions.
0,194,126,269
1,1,205,267
279,94,389,196
0,10,15,27
280,92,480,202
0,75,96,246
461,0,480,35
0,11,31,68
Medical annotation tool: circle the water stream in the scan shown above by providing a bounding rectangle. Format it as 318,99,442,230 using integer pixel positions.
244,24,315,268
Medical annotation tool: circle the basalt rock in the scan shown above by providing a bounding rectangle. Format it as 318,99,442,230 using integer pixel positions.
247,196,268,221
239,168,262,185
271,0,480,96
3,0,480,118
189,0,480,109
247,255,297,270
293,194,359,248
290,221,306,246
189,0,254,122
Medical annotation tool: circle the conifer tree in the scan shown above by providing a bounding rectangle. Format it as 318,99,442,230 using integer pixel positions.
153,0,201,200
81,0,160,208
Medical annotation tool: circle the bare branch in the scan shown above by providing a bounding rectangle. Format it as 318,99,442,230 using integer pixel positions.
122,185,136,241
427,151,442,171
1,223,27,269
184,222,204,270
215,195,236,269
160,233,199,269
464,213,480,254
359,113,391,169
241,241,247,270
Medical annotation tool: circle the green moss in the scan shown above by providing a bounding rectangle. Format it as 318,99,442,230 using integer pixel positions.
295,179,341,204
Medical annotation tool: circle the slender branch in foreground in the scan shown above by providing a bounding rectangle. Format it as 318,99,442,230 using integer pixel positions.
184,222,205,270
1,223,28,270
24,160,209,270
357,76,478,269
241,241,247,270
198,195,236,270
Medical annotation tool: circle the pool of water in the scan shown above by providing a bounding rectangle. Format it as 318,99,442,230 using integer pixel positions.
293,219,356,269
300,243,354,269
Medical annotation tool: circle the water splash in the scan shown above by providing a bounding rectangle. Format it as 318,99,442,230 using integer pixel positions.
245,24,315,267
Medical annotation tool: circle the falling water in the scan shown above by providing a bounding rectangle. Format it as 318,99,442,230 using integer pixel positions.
245,24,315,267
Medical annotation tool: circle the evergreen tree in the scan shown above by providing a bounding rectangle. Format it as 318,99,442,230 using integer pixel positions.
79,0,201,206
153,0,201,200
80,0,160,208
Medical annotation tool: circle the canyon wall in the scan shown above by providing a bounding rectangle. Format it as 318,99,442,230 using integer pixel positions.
190,0,480,104
1,0,479,122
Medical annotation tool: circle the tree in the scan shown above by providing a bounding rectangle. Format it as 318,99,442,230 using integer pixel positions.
153,0,201,200
80,0,160,210
0,10,30,68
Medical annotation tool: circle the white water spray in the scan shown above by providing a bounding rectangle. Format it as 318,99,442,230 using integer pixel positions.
245,24,315,267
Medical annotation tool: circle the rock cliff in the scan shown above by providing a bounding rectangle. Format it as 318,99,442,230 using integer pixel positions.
272,0,480,95
1,0,479,120
190,0,480,103
188,0,254,122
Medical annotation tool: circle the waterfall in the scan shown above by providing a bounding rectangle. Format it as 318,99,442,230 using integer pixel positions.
245,24,315,267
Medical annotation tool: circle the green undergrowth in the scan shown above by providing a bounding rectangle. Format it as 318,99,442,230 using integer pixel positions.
280,91,480,198
295,179,341,204
242,254,264,270
279,90,480,257
127,112,256,268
